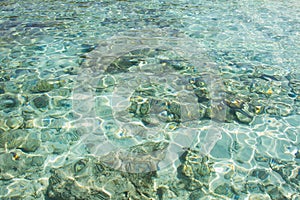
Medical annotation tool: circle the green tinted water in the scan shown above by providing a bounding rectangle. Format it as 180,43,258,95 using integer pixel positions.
0,0,299,199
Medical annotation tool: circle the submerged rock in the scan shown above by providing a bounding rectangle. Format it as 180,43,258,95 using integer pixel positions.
250,168,269,180
265,102,293,117
189,189,206,200
177,150,214,191
287,73,300,95
0,129,25,149
19,132,40,152
30,80,54,93
32,94,49,108
0,95,19,110
249,194,271,200
245,181,264,193
0,130,40,152
213,183,237,199
0,151,46,181
235,110,253,124
46,157,157,200
206,103,232,122
266,185,288,200
5,115,24,129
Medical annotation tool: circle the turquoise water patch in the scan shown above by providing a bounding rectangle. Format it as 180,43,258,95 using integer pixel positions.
1,0,299,199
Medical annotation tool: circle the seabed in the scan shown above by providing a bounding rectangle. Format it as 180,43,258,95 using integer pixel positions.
0,0,299,199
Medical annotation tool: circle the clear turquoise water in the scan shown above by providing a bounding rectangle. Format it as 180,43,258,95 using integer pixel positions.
0,0,299,199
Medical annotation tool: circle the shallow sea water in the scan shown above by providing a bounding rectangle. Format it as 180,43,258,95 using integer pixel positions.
0,0,299,199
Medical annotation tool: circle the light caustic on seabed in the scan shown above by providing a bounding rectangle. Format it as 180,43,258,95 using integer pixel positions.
72,29,224,173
